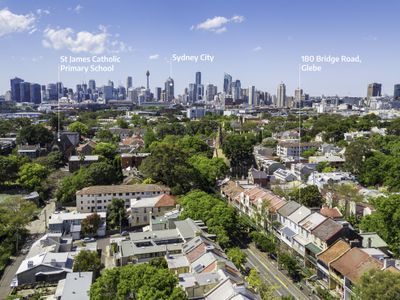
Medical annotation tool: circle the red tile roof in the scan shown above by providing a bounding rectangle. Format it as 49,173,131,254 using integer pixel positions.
154,194,176,208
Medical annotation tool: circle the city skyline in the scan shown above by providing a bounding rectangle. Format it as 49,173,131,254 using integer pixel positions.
0,0,400,96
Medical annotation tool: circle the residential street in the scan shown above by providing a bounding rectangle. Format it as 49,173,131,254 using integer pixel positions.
244,244,318,300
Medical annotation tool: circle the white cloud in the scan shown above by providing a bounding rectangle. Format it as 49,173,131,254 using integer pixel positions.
0,8,36,37
192,15,245,33
253,46,262,52
36,9,50,16
149,54,160,60
74,4,83,14
42,26,132,54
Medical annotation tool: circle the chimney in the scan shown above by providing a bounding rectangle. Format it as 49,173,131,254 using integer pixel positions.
368,237,372,248
27,261,34,268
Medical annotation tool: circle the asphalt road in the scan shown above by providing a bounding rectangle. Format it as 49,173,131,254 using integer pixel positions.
244,244,318,300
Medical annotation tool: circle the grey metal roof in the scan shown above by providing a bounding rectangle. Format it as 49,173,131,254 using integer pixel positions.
277,201,301,217
61,272,93,300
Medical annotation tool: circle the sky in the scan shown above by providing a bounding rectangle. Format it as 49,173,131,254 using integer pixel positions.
0,0,399,97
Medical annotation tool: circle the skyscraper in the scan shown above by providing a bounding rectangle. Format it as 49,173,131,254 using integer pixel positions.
30,83,41,104
56,82,64,98
165,77,174,101
10,77,23,102
126,76,133,90
276,83,286,107
154,87,162,101
367,83,382,98
248,86,256,106
189,84,196,103
394,84,400,99
232,80,241,100
47,84,58,101
19,82,31,102
195,72,201,85
88,80,96,91
206,84,217,101
223,73,232,95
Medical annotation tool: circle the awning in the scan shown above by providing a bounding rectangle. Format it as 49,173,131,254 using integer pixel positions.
281,226,296,238
306,243,322,255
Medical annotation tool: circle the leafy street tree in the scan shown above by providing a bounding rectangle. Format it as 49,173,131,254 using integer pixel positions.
250,231,277,254
73,250,102,277
69,121,89,137
227,247,247,271
279,252,301,280
81,213,101,237
354,269,400,300
17,162,49,192
290,185,324,208
247,268,262,290
90,262,187,300
17,124,54,146
106,198,128,230
0,197,36,273
179,190,243,248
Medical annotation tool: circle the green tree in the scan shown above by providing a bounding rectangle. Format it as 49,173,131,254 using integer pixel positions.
140,142,198,194
69,121,89,137
250,232,277,254
90,263,187,300
301,148,317,158
227,247,247,271
17,162,49,192
17,124,53,146
93,142,118,160
387,118,400,135
73,250,102,277
354,269,400,300
106,198,128,230
143,128,157,148
188,155,228,189
290,185,323,208
360,194,400,255
116,118,129,129
81,213,101,237
0,155,29,185
344,139,371,175
96,129,115,143
248,268,262,290
279,252,301,280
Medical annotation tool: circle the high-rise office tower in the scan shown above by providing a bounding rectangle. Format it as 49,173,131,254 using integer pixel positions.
276,83,286,107
189,83,196,103
19,82,31,102
367,83,382,98
126,76,133,90
295,88,303,101
146,71,150,90
223,73,232,95
206,84,217,101
41,85,47,102
30,83,41,104
10,77,23,102
394,84,400,99
88,80,96,91
232,80,241,100
165,77,174,101
195,72,201,85
47,84,58,101
248,86,256,106
154,87,162,101
56,82,64,98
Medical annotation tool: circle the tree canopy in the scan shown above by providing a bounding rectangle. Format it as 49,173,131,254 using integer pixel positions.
354,269,400,300
17,124,53,146
73,250,102,277
90,262,187,300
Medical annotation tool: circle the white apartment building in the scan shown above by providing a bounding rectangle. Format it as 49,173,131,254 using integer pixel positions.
76,184,171,213
276,141,319,158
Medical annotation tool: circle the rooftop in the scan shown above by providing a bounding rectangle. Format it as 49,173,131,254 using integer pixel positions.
76,184,170,195
317,240,351,266
59,272,93,300
330,247,383,283
311,218,343,242
277,201,302,217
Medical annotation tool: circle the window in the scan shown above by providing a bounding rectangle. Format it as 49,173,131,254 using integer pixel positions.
113,193,116,196
144,208,147,213
81,207,83,210
97,200,102,203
